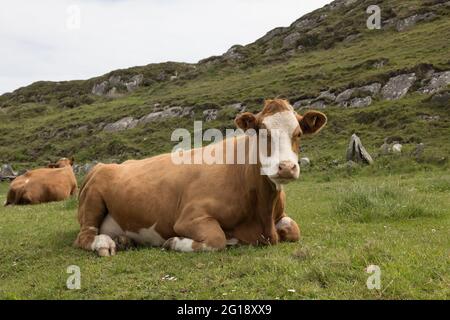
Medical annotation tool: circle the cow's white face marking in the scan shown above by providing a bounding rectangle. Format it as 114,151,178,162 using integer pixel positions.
261,111,300,184
99,215,166,247
24,179,30,184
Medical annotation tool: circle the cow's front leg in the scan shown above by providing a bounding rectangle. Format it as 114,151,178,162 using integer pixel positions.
163,215,226,252
275,216,300,242
75,189,117,256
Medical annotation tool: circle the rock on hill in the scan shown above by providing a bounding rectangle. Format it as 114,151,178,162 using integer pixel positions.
0,0,449,170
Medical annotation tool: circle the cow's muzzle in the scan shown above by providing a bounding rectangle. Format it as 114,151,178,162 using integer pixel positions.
276,161,299,181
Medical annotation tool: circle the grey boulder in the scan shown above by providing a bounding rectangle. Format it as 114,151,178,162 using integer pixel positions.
103,117,138,132
382,73,417,100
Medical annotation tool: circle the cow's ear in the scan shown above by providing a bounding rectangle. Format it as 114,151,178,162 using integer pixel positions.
48,163,57,168
297,111,327,135
69,157,75,165
235,112,258,131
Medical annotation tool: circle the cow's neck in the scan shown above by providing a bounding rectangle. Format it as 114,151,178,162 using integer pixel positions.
243,136,281,214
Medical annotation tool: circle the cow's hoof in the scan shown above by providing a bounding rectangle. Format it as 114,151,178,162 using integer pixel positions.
91,234,116,257
114,235,135,251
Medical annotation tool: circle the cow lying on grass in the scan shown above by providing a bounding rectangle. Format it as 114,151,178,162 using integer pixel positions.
4,158,77,206
75,99,327,256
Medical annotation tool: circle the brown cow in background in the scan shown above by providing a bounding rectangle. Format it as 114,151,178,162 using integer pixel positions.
4,158,77,206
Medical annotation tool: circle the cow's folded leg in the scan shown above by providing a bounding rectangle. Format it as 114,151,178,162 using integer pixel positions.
113,235,136,251
275,216,300,242
164,216,227,252
75,190,115,256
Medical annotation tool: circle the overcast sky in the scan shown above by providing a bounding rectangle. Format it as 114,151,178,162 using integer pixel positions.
0,0,330,94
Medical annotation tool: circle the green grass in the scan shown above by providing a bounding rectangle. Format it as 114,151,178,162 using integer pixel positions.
0,171,448,299
332,183,445,222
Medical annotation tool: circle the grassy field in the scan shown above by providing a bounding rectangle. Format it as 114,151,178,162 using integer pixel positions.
0,168,448,300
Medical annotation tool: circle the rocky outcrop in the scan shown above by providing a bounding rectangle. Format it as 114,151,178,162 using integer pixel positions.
327,0,358,11
227,103,246,113
360,83,382,96
317,91,336,102
293,67,447,110
0,164,17,177
105,87,122,98
419,71,450,94
293,18,319,31
126,74,144,91
373,59,389,69
381,73,417,100
396,13,436,32
73,162,98,176
203,109,219,122
336,89,354,105
100,101,249,133
349,96,372,108
283,32,302,49
411,143,425,159
223,46,245,61
335,83,380,107
92,74,144,97
419,115,440,122
346,134,373,165
103,107,194,132
392,143,402,154
92,81,109,96
292,99,312,110
103,117,139,132
259,27,287,43
139,107,194,125
299,157,311,167
310,100,327,109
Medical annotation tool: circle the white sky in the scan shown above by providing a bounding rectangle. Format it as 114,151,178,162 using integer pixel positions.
0,0,330,94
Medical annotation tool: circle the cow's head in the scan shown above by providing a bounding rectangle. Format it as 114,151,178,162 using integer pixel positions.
235,99,326,185
48,157,74,168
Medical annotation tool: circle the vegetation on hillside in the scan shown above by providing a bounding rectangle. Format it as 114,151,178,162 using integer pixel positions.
0,0,448,172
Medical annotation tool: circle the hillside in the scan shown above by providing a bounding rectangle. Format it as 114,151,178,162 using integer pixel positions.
0,0,449,173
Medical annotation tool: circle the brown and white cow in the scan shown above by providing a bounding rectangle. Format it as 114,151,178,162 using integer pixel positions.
75,99,327,256
4,158,78,206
